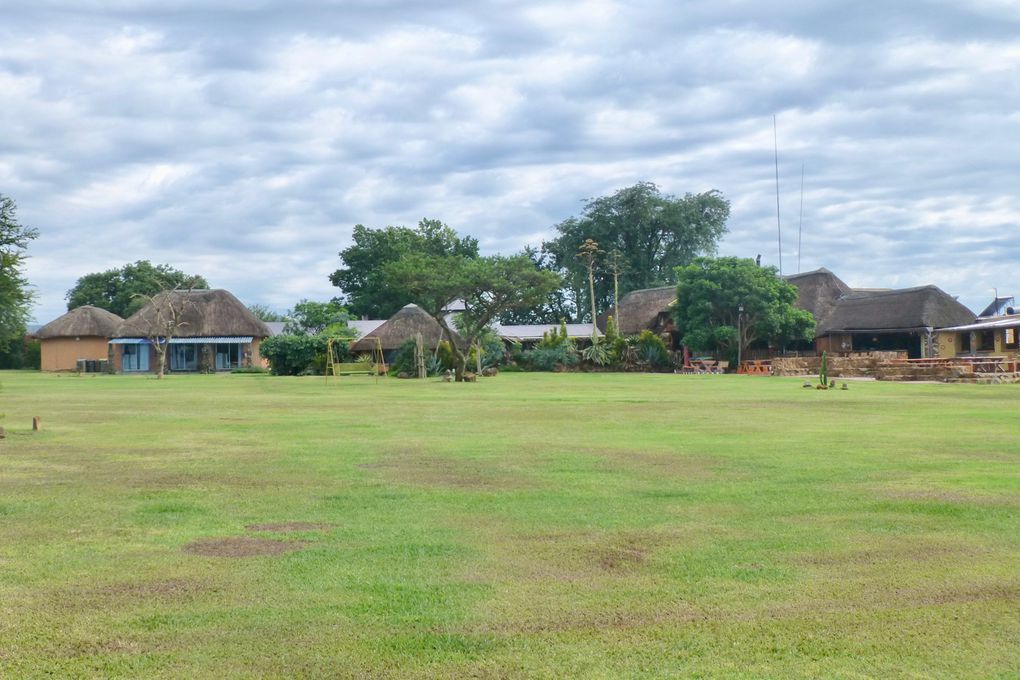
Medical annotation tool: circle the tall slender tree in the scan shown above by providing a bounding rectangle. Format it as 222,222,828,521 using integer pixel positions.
0,194,38,362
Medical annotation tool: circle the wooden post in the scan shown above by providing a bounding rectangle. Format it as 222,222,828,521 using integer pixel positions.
32,416,42,432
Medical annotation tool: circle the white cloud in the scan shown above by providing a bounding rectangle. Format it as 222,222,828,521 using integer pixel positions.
4,1,1020,323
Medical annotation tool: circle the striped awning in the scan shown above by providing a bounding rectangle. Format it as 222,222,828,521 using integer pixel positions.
168,337,253,344
111,337,253,344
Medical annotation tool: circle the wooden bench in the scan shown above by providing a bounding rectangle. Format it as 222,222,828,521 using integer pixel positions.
332,362,375,376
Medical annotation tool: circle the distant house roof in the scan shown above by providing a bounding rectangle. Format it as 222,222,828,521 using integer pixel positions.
350,303,462,352
116,289,272,339
783,268,852,331
35,305,124,339
495,323,601,342
264,321,287,336
349,319,385,338
820,286,975,335
597,286,677,335
978,296,1015,318
939,314,1020,332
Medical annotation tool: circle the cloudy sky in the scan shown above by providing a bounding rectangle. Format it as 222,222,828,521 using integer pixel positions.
5,1,1019,323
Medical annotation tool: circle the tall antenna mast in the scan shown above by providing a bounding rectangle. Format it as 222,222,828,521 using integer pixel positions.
798,162,804,274
773,115,783,276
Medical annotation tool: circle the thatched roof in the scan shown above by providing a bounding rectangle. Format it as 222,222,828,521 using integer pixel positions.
821,286,975,335
597,286,677,335
783,268,852,331
115,289,272,338
35,305,124,339
350,303,462,352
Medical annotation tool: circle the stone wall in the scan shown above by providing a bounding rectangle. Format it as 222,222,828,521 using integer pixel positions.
771,351,905,377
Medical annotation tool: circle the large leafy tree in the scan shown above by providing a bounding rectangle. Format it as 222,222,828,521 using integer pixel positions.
674,257,814,362
382,253,561,380
66,261,209,318
497,246,575,324
544,182,730,321
283,299,355,337
0,194,38,364
330,219,479,319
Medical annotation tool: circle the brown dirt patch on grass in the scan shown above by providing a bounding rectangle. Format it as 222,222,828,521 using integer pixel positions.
246,522,333,532
800,539,983,567
182,536,303,557
98,578,210,599
594,537,652,572
892,580,1020,607
360,449,532,490
593,449,726,480
462,601,710,635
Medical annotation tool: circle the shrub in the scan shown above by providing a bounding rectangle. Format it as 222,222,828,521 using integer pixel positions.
231,366,268,374
581,335,612,366
636,330,670,369
520,344,579,371
260,334,332,376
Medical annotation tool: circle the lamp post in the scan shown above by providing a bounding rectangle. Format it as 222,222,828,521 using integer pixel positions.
736,305,744,369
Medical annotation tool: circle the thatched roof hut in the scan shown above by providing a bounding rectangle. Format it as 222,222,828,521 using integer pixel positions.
822,286,974,335
350,303,460,352
35,305,124,339
115,289,272,338
783,268,851,332
597,286,677,335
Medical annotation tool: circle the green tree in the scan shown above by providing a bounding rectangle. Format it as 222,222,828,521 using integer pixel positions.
497,246,575,324
330,219,479,319
283,300,355,337
382,253,561,381
544,182,729,320
673,257,814,362
0,194,38,363
66,261,209,318
247,303,286,322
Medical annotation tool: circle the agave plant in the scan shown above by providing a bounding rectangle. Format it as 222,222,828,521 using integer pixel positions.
582,335,612,366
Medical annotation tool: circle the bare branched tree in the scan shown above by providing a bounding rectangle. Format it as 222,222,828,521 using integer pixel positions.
132,285,195,379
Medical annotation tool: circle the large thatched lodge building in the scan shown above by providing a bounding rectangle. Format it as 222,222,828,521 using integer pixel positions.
783,269,975,358
593,268,981,360
110,289,272,373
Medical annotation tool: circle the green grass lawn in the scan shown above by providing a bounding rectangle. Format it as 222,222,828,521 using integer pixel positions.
0,371,1018,679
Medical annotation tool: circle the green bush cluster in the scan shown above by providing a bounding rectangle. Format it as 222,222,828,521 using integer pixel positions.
261,334,349,376
519,320,579,371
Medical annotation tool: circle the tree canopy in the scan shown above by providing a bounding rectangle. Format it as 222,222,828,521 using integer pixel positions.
544,182,730,321
330,219,479,319
247,303,286,322
0,194,38,361
673,257,814,361
382,252,561,380
283,299,355,338
66,260,209,318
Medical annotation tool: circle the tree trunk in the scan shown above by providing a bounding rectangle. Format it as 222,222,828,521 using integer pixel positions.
436,315,468,382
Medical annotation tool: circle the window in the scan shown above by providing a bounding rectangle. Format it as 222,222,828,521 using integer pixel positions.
122,344,149,371
170,344,198,371
958,332,971,353
978,330,996,352
215,343,241,370
1006,327,1018,350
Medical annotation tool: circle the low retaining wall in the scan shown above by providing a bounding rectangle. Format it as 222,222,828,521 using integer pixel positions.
771,352,905,377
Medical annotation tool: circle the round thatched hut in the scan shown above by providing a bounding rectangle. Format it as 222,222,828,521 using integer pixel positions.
35,305,124,371
113,289,272,373
350,303,459,358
